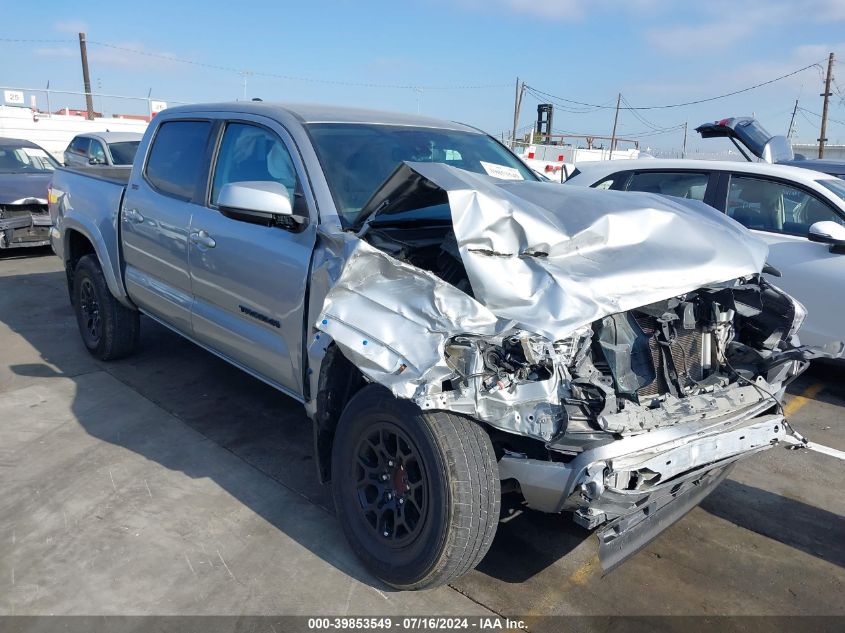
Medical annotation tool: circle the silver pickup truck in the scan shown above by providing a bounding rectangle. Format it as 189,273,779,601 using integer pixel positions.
48,102,822,589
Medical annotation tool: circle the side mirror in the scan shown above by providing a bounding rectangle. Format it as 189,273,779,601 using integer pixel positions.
217,181,303,226
89,157,103,165
808,220,845,252
808,220,845,244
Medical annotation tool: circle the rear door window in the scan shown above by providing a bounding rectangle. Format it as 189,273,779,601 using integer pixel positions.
69,136,90,156
626,171,709,201
145,121,211,200
593,172,627,190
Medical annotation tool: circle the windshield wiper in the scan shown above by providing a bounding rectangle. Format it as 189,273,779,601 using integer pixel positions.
367,217,452,228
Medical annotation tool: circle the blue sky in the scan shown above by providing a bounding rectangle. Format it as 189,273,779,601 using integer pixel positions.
4,0,845,150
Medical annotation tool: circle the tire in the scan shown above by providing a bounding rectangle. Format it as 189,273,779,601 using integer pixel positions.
332,384,500,589
72,254,140,361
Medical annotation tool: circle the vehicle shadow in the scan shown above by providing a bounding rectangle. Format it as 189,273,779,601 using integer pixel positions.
474,495,589,584
700,479,845,568
0,245,54,260
1,268,392,593
789,361,845,404
3,267,841,594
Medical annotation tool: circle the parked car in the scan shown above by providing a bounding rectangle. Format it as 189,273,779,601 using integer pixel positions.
0,137,59,249
49,103,822,589
565,159,845,350
63,131,143,168
696,116,845,178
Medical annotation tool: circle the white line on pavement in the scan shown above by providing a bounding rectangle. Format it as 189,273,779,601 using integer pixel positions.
805,442,845,461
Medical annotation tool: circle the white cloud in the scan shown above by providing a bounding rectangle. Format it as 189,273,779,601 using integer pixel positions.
35,41,185,72
54,19,89,34
86,42,184,70
645,22,754,55
645,0,845,55
449,0,663,21
35,46,76,59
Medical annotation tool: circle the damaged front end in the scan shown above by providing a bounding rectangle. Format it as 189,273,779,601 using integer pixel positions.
0,198,52,248
312,161,835,571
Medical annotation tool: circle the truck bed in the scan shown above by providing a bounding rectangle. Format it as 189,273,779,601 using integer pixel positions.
59,165,132,184
50,166,129,303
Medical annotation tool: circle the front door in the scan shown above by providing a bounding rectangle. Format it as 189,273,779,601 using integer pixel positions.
188,119,317,396
722,173,845,347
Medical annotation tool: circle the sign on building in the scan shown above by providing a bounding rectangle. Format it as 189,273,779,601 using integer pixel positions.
150,100,167,115
3,90,25,106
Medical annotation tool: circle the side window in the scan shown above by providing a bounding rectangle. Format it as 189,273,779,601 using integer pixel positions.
727,175,844,235
145,120,211,200
593,172,626,190
69,136,90,156
210,123,299,207
626,171,709,201
89,140,106,163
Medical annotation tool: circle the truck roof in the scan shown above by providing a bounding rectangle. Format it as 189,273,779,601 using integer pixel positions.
74,131,144,143
162,102,482,133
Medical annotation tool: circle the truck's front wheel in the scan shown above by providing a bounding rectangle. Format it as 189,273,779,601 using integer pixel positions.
332,385,500,589
73,255,140,361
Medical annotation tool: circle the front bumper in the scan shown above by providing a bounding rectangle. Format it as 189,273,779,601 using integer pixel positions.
0,213,52,248
498,391,793,570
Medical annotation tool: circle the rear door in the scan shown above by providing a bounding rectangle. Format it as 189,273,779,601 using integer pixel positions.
714,172,845,347
187,117,317,397
121,119,213,334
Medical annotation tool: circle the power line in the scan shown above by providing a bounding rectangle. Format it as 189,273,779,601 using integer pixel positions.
623,125,686,139
525,62,825,110
0,37,74,44
797,106,845,128
523,86,611,114
0,37,510,91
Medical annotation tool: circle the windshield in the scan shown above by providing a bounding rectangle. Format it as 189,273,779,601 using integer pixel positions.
306,123,536,226
818,178,845,203
108,141,140,165
0,145,58,173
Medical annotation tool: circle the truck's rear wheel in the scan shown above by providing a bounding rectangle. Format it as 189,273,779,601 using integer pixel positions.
332,384,500,589
73,255,140,361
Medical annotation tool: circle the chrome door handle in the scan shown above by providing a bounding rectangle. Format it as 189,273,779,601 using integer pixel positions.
124,208,145,223
189,230,216,249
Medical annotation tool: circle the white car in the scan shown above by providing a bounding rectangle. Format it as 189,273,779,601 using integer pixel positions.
565,159,845,348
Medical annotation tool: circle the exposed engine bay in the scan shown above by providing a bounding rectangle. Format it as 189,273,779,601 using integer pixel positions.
311,161,839,567
363,208,809,443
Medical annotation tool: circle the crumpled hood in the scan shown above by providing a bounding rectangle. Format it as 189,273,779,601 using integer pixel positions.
366,162,768,341
316,162,769,400
0,172,52,205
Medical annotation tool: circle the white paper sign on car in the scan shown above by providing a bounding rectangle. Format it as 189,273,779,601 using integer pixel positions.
480,161,524,181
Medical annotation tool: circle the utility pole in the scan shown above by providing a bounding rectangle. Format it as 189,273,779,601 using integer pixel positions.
787,98,799,139
682,122,688,158
78,32,95,120
511,77,524,149
608,93,621,159
239,70,253,101
818,52,835,159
